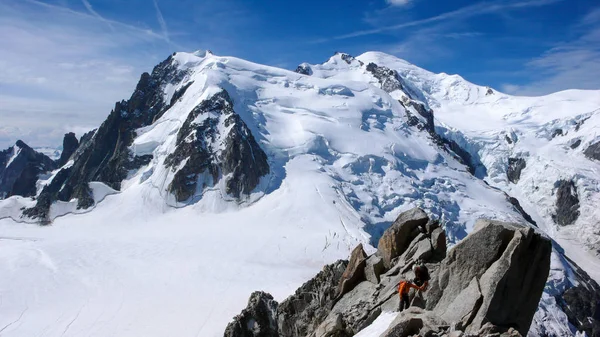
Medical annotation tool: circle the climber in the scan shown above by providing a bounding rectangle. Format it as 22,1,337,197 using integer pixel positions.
413,264,430,288
397,280,423,312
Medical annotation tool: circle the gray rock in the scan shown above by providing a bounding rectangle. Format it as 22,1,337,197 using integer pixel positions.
403,234,433,263
507,158,526,184
431,227,447,261
378,207,429,268
437,277,482,330
570,139,582,149
313,313,348,337
551,179,580,226
427,220,551,336
277,260,348,337
584,141,600,161
380,307,447,337
328,281,379,335
426,219,440,235
338,244,367,297
365,255,385,284
224,291,279,337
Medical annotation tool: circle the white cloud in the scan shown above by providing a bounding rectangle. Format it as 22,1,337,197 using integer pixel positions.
0,0,181,148
319,0,563,42
386,0,413,6
505,7,600,95
153,0,170,42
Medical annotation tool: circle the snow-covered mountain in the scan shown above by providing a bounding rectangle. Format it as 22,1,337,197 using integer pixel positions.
0,50,598,337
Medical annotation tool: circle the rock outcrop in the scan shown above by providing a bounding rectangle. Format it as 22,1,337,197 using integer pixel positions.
23,55,269,221
378,207,429,268
557,256,600,337
25,54,185,220
56,132,79,167
277,260,348,337
584,141,600,161
295,63,312,76
551,179,580,226
337,244,367,297
0,140,56,199
426,219,551,335
224,292,279,337
164,89,269,202
507,157,526,184
225,208,551,337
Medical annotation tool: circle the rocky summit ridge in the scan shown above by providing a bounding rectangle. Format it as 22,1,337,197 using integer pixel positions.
224,208,599,337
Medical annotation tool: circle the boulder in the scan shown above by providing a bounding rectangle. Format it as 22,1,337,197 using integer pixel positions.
402,233,433,263
224,291,279,337
364,255,385,284
427,220,551,336
437,277,482,330
338,244,367,297
431,227,447,261
380,307,448,337
312,313,348,337
426,219,440,234
378,207,429,268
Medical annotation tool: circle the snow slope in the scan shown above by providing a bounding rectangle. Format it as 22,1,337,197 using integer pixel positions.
356,52,600,278
0,51,598,337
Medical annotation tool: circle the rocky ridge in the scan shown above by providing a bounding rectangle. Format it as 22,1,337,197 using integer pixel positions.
224,208,565,337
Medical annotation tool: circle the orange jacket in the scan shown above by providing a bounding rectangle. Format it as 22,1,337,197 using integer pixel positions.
398,281,421,296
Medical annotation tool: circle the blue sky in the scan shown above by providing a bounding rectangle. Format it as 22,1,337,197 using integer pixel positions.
1,0,599,147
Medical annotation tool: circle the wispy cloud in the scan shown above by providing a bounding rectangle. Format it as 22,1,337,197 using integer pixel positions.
386,0,413,6
80,0,114,31
153,0,170,42
317,0,563,43
504,6,600,95
0,0,180,148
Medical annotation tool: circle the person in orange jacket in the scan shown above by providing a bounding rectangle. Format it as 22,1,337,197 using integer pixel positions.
397,280,424,312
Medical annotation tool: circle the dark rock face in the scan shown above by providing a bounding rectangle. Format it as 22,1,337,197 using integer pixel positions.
552,179,580,226
507,196,537,226
365,63,407,95
584,141,600,161
295,64,312,75
551,129,563,138
0,140,56,199
378,207,429,268
486,87,494,95
25,55,188,220
337,53,362,65
56,132,79,167
570,139,582,149
507,157,526,184
277,260,348,337
337,244,367,297
557,256,600,337
164,89,269,202
224,291,279,337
